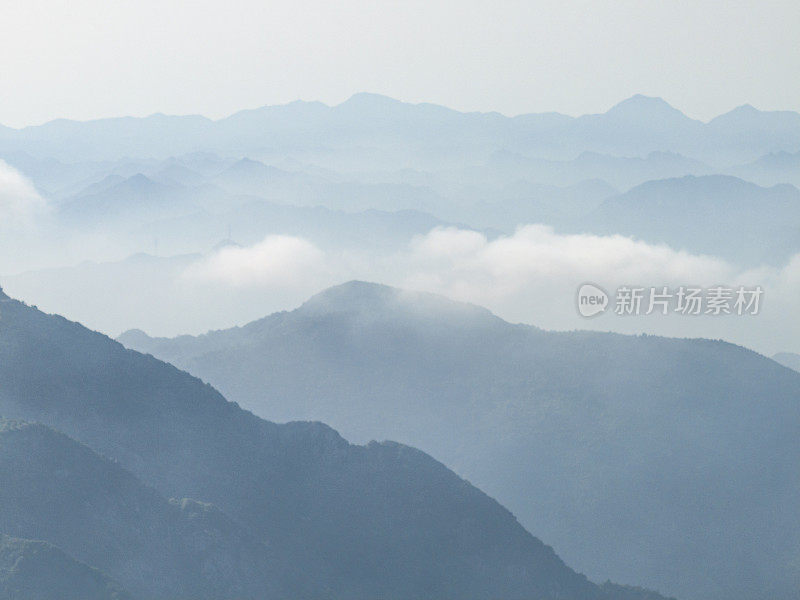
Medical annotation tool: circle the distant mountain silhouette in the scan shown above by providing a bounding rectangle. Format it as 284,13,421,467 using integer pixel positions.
118,281,800,600
423,176,616,228
545,96,705,159
74,173,127,196
727,150,800,187
209,157,320,200
218,157,295,181
0,288,672,600
603,95,690,121
484,149,710,190
1,91,797,600
576,174,800,264
149,161,205,187
708,104,800,138
58,173,199,226
1,94,797,164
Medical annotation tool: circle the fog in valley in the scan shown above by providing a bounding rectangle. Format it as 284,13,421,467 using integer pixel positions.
2,95,800,357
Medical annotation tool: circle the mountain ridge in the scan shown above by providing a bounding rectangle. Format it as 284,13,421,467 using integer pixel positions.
574,173,800,264
0,418,286,599
0,288,673,600
5,93,798,132
2,94,797,164
116,280,800,600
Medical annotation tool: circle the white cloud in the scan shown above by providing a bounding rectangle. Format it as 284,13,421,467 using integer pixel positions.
396,225,733,322
180,224,737,321
0,160,47,226
172,225,800,354
181,235,328,288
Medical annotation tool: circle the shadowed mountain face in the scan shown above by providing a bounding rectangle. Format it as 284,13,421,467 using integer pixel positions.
0,419,283,600
0,534,130,600
118,281,800,600
0,288,675,600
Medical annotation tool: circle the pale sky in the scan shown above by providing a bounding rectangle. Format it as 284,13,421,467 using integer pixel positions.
1,0,798,127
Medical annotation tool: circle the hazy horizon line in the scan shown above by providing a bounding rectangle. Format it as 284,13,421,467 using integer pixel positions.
3,92,797,131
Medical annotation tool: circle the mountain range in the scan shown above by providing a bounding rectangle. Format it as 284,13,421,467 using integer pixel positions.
1,94,798,165
0,420,283,599
0,285,673,600
2,90,798,600
573,174,800,265
118,281,800,600
725,150,800,188
55,169,455,252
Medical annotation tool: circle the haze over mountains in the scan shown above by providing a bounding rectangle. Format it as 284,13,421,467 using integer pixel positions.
119,281,800,600
575,175,800,265
0,93,799,599
0,287,673,600
1,93,799,353
1,94,798,166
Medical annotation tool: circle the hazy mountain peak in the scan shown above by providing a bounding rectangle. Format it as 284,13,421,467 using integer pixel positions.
339,92,404,108
710,104,762,123
77,173,126,195
296,280,501,325
115,328,152,348
224,157,286,176
732,103,758,113
606,94,686,119
709,103,800,129
305,279,395,300
232,157,263,168
125,172,150,183
296,281,402,314
113,172,167,193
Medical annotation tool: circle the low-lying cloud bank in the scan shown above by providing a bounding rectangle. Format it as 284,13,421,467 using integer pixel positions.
2,210,797,354
182,236,327,288
399,225,734,315
179,225,800,355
